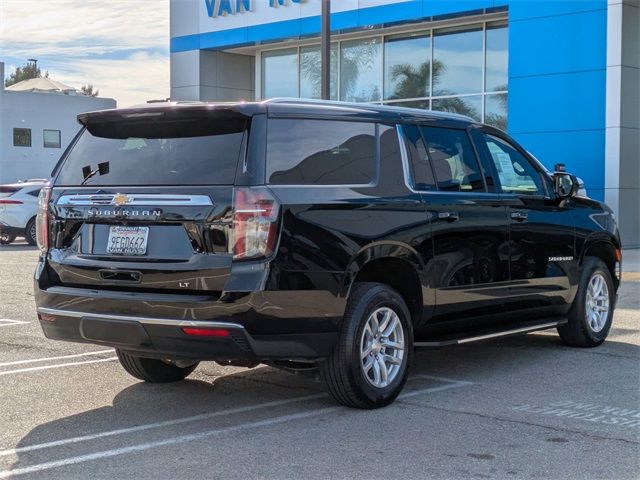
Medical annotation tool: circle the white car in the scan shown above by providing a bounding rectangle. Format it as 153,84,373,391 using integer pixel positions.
0,179,48,245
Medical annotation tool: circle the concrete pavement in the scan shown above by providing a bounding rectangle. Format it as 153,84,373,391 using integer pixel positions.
0,245,638,479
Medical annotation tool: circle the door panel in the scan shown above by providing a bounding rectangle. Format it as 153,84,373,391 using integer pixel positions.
472,129,575,313
403,124,510,322
426,194,510,321
504,196,575,309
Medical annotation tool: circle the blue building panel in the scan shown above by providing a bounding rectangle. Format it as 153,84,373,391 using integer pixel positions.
508,69,606,134
513,129,605,200
508,0,605,21
509,8,607,78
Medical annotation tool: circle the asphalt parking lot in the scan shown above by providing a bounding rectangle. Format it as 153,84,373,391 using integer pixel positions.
0,242,638,479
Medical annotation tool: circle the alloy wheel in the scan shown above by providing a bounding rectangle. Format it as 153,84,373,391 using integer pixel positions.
585,272,610,333
359,307,405,388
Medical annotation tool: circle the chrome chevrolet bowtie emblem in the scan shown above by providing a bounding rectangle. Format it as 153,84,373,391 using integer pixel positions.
112,194,130,206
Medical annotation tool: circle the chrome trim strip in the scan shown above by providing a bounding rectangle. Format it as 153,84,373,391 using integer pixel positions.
37,307,244,330
414,320,566,347
57,194,213,207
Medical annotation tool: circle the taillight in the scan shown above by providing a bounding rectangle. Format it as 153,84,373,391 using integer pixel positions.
232,187,280,261
0,199,23,205
36,184,52,254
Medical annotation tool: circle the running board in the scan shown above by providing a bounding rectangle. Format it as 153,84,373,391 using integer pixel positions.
414,318,568,348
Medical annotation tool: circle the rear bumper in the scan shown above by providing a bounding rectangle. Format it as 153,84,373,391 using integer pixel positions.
36,306,338,363
34,265,345,361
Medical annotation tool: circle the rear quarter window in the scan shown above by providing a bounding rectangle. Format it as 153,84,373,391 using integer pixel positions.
266,119,376,185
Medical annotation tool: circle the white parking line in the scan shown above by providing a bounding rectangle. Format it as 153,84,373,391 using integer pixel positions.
0,358,118,377
0,392,327,458
0,350,114,368
0,319,30,328
0,407,339,479
0,374,472,477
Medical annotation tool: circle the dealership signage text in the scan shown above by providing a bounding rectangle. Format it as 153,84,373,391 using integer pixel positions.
205,0,305,18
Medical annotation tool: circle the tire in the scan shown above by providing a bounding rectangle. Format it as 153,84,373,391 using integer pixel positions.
558,257,615,347
25,217,37,246
319,282,413,409
0,233,16,245
116,350,199,382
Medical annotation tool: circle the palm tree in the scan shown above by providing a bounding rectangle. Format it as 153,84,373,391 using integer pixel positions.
484,84,508,130
387,61,431,100
300,40,381,102
389,59,480,120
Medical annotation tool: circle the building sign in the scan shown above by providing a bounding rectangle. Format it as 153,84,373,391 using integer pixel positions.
205,0,304,18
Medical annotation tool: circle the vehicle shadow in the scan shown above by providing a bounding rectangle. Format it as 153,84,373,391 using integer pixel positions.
8,334,639,477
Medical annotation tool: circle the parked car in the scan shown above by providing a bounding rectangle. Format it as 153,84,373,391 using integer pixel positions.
34,100,621,408
0,179,48,245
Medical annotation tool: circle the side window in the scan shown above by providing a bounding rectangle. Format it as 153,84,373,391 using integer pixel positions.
420,127,485,192
43,129,61,148
267,119,376,185
481,133,544,195
13,128,31,147
403,125,436,191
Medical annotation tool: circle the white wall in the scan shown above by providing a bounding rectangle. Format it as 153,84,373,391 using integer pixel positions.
0,89,116,184
605,0,640,248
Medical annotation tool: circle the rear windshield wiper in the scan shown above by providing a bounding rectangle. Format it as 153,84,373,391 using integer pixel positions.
81,162,110,185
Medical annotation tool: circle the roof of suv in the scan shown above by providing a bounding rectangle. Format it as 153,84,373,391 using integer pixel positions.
77,98,477,128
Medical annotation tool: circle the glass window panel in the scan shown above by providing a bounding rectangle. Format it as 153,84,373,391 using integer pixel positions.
300,44,338,100
13,128,31,147
56,120,246,186
340,38,383,102
481,133,544,195
267,119,376,185
386,99,430,110
433,27,483,96
403,124,437,190
384,34,430,100
485,93,508,131
420,127,485,192
43,129,61,148
262,48,298,99
486,25,508,93
432,95,481,121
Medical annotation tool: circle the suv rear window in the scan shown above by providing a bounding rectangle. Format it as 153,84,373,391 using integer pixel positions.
55,116,247,186
267,119,376,185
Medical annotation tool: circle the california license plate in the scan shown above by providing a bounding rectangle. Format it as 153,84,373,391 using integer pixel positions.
106,226,149,255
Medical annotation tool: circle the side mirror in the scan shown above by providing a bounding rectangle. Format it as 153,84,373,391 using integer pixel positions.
554,172,579,199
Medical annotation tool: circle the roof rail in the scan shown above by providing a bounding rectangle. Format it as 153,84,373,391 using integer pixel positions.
262,97,474,121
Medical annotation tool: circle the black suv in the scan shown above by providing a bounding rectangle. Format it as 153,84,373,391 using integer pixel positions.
34,99,621,408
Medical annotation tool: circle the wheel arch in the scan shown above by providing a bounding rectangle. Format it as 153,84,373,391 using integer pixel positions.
342,242,426,327
579,234,620,291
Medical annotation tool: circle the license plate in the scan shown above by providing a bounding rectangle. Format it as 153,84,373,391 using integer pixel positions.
106,226,149,255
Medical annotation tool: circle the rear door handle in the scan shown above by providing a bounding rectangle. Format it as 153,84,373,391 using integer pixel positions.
438,211,460,222
510,211,528,222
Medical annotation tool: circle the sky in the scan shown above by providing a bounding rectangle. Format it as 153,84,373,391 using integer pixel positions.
0,0,169,107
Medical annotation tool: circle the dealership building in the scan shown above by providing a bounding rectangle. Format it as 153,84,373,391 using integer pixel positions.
170,0,639,247
0,62,116,184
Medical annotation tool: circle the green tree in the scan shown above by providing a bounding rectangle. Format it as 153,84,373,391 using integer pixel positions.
81,84,99,97
4,61,48,87
484,85,508,130
389,59,480,120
